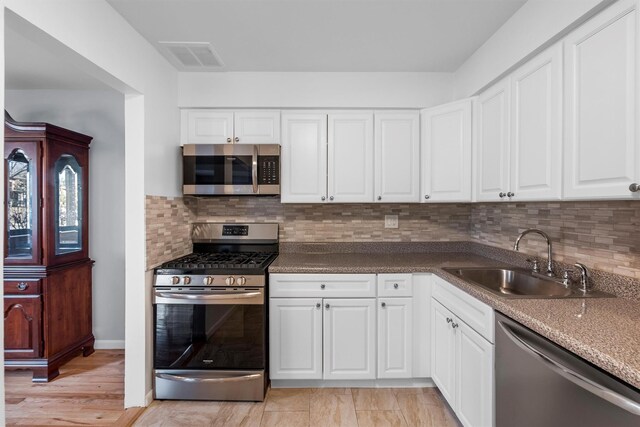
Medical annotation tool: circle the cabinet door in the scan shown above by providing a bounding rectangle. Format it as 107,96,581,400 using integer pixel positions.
4,296,42,359
374,112,420,202
323,298,376,380
328,113,374,203
377,297,413,379
564,0,639,200
234,111,281,144
475,79,511,202
421,100,472,202
281,113,327,203
510,44,563,201
431,299,456,407
269,298,323,380
456,320,494,427
181,110,234,144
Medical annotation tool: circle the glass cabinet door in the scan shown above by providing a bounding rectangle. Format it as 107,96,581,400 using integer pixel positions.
54,154,83,255
6,149,35,260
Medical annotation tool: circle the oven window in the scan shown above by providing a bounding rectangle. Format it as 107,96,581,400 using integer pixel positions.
183,155,253,186
154,303,265,370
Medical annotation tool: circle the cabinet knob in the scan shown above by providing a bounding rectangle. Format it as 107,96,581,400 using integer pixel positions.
17,282,28,291
507,192,515,198
452,322,459,329
630,183,640,193
325,303,330,309
316,303,321,308
329,196,334,201
234,137,240,142
446,317,453,323
320,284,326,289
377,196,382,201
393,283,399,289
321,196,326,201
499,192,506,198
226,137,232,143
424,195,430,200
381,302,386,308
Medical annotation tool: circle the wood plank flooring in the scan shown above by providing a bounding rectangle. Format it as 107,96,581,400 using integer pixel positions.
135,387,461,426
4,350,141,426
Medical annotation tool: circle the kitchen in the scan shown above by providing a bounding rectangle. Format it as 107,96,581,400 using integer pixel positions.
1,2,638,426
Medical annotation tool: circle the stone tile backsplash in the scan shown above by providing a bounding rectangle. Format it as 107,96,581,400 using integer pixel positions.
145,195,639,279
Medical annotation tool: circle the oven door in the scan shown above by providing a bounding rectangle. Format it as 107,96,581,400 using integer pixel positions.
183,144,258,195
153,288,265,371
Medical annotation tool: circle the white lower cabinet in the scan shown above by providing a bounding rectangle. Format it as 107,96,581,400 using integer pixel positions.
323,298,376,380
431,279,494,427
377,297,413,379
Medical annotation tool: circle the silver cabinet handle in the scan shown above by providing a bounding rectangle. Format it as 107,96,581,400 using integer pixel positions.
226,137,232,143
499,192,506,198
316,302,321,308
234,137,240,142
17,282,28,291
630,183,640,192
321,196,326,201
377,196,382,201
157,373,261,384
393,283,399,289
381,302,386,308
320,284,326,289
424,195,430,200
507,192,515,197
325,303,330,309
329,196,334,201
252,144,258,194
498,321,640,416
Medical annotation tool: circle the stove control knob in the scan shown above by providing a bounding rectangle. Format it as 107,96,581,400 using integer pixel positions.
171,276,180,285
203,276,214,286
183,276,191,285
225,276,235,286
237,277,247,286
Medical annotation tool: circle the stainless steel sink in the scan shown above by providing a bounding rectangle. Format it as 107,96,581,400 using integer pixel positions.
443,267,614,299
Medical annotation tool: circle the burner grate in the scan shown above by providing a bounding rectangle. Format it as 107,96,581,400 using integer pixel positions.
161,252,276,269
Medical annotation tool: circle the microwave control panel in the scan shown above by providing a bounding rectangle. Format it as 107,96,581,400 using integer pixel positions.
258,156,280,185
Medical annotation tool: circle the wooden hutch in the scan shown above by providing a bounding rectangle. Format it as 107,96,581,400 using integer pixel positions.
4,111,94,382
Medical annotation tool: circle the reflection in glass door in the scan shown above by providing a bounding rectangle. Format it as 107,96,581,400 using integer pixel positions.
54,154,83,255
6,149,34,258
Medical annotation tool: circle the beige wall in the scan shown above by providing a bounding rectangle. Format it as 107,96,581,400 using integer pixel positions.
145,196,639,280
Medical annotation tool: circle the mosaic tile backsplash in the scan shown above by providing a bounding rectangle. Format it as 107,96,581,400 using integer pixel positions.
145,195,639,279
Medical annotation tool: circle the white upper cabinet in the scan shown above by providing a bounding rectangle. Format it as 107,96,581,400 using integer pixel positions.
475,78,511,202
281,113,328,203
421,99,473,202
475,44,563,202
328,112,375,203
510,44,563,201
563,0,640,200
374,111,420,203
180,109,280,144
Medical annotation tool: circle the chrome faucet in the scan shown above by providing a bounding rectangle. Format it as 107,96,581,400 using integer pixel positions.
573,263,591,292
514,228,554,277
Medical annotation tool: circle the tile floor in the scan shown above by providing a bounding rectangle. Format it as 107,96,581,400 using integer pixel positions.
134,387,461,426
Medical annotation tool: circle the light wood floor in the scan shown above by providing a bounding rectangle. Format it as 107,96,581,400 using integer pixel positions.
135,387,461,426
5,350,142,426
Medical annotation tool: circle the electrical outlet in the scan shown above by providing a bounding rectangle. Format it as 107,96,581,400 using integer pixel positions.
384,215,399,229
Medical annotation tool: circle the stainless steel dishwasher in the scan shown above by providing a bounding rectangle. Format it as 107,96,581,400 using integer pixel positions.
495,312,640,427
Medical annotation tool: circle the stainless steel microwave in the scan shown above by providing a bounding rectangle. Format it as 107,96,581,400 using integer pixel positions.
182,144,280,196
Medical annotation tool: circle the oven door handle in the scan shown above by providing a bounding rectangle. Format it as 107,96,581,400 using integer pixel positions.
155,291,264,305
252,144,259,194
157,372,262,383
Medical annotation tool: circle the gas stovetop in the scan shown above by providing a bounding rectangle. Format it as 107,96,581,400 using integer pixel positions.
155,251,277,276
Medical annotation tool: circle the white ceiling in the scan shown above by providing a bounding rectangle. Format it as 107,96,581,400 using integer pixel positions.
107,0,526,72
4,26,113,90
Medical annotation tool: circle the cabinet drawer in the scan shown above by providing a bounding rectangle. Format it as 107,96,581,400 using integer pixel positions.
377,274,413,297
432,276,494,343
4,280,41,295
270,274,376,298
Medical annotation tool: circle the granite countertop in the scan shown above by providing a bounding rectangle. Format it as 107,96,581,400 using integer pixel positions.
269,246,640,390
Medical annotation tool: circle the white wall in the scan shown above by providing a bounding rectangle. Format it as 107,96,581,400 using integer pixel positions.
179,72,454,109
4,0,180,409
5,89,126,349
1,1,6,419
453,0,614,97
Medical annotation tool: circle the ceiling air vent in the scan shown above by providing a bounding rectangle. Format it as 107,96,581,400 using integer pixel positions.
159,42,224,70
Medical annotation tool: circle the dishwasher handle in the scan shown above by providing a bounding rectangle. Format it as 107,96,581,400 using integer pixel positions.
497,320,640,416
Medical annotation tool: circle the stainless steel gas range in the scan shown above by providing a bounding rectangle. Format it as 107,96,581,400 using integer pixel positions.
152,223,278,401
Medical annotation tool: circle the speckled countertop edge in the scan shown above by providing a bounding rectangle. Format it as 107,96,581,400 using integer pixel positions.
269,243,640,389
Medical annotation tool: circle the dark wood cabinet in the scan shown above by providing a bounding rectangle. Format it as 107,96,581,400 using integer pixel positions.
4,112,94,382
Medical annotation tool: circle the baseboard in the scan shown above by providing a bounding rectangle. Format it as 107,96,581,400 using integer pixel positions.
94,340,125,349
145,389,154,406
271,378,436,389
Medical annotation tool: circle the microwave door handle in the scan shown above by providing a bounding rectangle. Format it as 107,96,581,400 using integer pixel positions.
252,145,258,193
